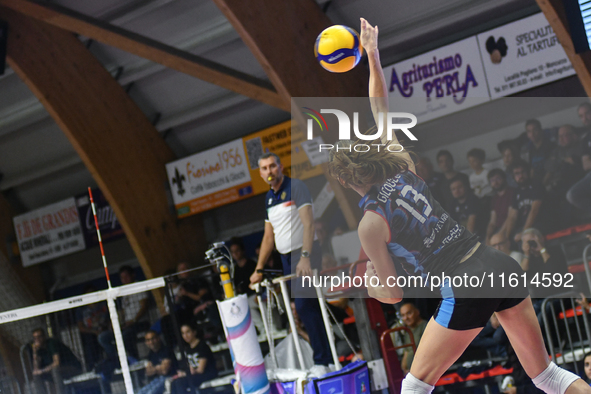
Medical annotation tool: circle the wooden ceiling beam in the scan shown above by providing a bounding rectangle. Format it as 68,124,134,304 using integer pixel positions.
0,0,288,111
536,0,591,97
2,7,207,280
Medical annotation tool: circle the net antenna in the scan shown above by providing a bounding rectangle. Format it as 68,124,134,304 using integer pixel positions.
88,187,133,393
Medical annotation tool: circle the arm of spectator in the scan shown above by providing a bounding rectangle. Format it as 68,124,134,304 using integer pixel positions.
195,358,207,374
486,211,497,245
504,208,518,242
582,154,591,172
251,221,275,285
296,205,314,277
466,214,477,234
156,358,172,376
180,287,208,303
35,354,60,375
145,361,156,377
522,200,542,233
576,293,590,312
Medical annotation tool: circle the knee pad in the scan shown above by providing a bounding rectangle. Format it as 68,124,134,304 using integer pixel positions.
401,373,434,394
532,362,579,394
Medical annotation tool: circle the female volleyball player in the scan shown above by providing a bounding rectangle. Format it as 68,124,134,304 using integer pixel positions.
326,18,590,394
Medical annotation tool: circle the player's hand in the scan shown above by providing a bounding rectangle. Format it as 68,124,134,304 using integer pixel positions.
360,18,378,53
250,271,263,285
503,387,517,394
295,258,312,277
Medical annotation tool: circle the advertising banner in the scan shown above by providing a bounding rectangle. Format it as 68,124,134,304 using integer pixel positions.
76,189,124,248
384,36,491,123
168,121,323,218
477,13,575,99
14,197,86,267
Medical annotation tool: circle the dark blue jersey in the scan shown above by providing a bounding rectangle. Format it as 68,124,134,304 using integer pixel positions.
359,171,478,279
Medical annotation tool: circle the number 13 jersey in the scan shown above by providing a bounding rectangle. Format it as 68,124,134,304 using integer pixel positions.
359,170,479,279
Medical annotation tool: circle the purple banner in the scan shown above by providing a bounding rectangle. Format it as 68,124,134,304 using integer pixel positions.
75,188,124,248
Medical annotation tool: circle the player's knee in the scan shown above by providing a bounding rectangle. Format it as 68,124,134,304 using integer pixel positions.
532,362,580,394
401,373,434,394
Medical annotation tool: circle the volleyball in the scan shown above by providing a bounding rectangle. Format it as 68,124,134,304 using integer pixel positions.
314,25,363,73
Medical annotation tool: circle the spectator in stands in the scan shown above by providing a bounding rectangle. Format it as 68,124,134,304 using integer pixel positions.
503,161,545,242
229,238,257,296
76,285,110,370
584,352,591,385
436,150,470,211
29,328,82,394
137,331,177,394
467,148,492,198
489,232,523,266
578,102,591,137
486,169,516,245
470,314,506,358
416,157,445,203
172,323,218,394
500,144,519,188
521,228,567,298
230,238,276,334
567,120,591,216
524,119,555,183
545,125,584,191
98,266,149,360
394,302,427,376
449,176,479,234
175,262,212,323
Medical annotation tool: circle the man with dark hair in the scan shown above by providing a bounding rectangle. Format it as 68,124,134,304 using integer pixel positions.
416,157,444,203
98,266,149,359
449,176,479,235
249,152,332,371
29,328,82,394
137,331,177,394
486,168,515,245
567,109,591,215
524,118,555,183
436,150,470,211
503,161,545,242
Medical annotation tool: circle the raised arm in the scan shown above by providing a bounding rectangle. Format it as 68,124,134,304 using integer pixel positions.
360,18,415,173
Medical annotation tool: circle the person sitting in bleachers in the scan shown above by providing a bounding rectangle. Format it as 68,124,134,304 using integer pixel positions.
523,119,556,184
499,143,520,188
171,323,218,394
449,176,480,235
416,157,445,204
486,169,516,245
467,148,492,198
137,331,177,394
503,161,546,242
436,150,470,212
28,328,82,394
98,266,150,361
76,285,110,370
567,118,591,217
390,302,427,376
583,352,591,386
